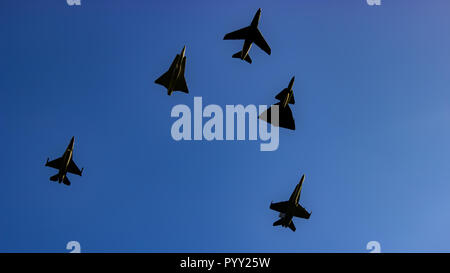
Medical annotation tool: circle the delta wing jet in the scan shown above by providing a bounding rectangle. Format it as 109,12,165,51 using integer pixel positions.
155,46,189,95
259,76,296,130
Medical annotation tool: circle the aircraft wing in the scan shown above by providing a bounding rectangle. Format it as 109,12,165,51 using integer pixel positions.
275,88,288,101
45,157,63,170
67,159,83,176
270,201,289,213
155,54,180,87
275,88,295,104
278,104,295,130
253,29,271,55
155,71,171,88
224,26,251,40
259,103,295,130
174,77,189,93
167,54,180,72
292,205,311,219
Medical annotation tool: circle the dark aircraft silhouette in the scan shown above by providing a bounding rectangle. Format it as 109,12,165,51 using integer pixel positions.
259,76,296,130
223,8,271,64
270,174,311,232
45,136,83,186
155,46,189,96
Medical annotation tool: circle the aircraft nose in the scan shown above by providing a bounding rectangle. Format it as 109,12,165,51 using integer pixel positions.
300,174,305,182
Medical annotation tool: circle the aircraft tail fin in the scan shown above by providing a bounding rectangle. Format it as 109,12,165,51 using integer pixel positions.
273,218,284,226
232,51,252,64
50,174,59,181
63,176,71,186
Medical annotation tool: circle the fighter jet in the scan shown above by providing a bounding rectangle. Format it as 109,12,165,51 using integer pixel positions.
45,136,83,186
155,46,189,95
259,76,296,130
270,174,311,232
223,8,271,64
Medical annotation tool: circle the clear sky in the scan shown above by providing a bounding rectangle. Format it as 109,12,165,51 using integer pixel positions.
1,0,450,252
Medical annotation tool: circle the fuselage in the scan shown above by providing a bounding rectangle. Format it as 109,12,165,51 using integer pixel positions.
239,9,261,60
241,40,253,60
58,137,74,182
279,174,304,226
281,90,293,108
168,46,186,95
278,212,294,227
281,77,295,108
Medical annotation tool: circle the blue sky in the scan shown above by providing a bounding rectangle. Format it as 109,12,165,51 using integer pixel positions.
1,0,450,252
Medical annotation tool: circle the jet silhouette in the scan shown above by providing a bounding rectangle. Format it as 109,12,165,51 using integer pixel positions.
270,174,311,232
45,136,83,186
259,76,296,130
223,8,271,64
155,46,189,95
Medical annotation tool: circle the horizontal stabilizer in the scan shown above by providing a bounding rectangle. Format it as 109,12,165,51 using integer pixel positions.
273,218,284,226
232,51,241,58
232,51,252,64
63,176,71,186
50,174,59,182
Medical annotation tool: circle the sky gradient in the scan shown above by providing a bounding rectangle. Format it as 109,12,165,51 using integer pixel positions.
1,0,450,252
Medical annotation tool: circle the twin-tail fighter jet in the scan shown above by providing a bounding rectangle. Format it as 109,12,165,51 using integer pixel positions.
270,174,311,232
155,46,189,95
259,76,296,130
45,136,83,186
223,8,271,64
